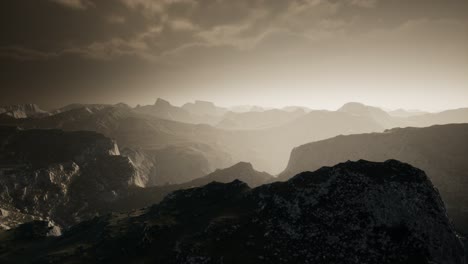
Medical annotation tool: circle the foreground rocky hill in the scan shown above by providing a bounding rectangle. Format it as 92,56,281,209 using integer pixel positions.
279,124,468,234
0,160,464,263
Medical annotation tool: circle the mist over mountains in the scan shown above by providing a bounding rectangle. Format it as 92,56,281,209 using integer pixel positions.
1,99,468,262
2,100,467,175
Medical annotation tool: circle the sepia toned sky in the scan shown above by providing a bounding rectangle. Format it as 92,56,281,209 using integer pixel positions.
1,0,467,111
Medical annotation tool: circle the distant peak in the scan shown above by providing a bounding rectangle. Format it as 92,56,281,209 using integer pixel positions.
338,102,388,117
338,102,367,111
154,98,171,106
231,161,254,170
194,100,215,106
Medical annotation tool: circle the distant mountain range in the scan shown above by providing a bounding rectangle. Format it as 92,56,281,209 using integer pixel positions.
1,100,467,176
0,160,463,263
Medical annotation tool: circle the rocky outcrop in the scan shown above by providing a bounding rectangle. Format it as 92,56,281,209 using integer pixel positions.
0,126,137,228
0,104,48,119
0,206,43,230
279,124,468,234
1,160,463,263
121,147,158,187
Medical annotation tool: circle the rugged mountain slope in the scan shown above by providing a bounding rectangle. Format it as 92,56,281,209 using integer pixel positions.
4,105,235,185
0,104,48,119
279,124,468,233
0,126,139,228
0,160,464,263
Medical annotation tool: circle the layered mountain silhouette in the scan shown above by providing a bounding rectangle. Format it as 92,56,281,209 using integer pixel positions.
216,108,307,130
279,124,468,234
0,160,463,263
2,104,235,185
2,101,468,175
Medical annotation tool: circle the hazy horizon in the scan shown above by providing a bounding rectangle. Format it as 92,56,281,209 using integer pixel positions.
8,98,467,114
1,0,467,111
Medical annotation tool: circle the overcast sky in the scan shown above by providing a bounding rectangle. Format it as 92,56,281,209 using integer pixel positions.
1,0,467,111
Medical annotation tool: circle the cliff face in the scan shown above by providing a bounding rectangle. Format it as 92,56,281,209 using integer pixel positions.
1,160,463,264
122,143,233,186
0,126,137,228
278,124,468,234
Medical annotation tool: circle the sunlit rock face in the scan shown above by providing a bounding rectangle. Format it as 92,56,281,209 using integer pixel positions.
3,160,462,263
0,126,138,228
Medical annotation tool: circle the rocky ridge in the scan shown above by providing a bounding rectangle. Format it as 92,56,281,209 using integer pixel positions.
0,160,463,263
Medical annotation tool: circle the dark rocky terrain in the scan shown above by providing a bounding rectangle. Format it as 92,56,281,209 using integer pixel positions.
279,124,468,234
0,160,464,263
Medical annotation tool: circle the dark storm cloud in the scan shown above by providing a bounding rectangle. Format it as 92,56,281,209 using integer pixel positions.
2,0,467,61
50,0,95,10
0,0,467,109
